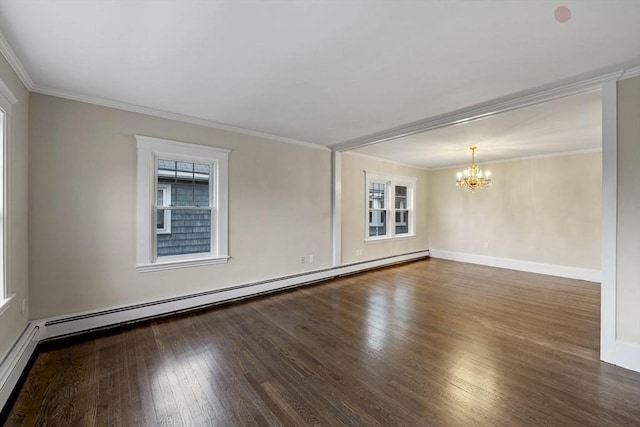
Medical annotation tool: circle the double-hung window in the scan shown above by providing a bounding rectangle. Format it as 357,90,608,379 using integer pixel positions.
365,172,416,241
136,136,230,272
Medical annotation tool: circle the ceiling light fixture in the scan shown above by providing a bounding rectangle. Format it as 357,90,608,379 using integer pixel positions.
456,146,492,191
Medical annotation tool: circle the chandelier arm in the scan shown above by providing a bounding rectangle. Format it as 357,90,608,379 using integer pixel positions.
456,146,491,191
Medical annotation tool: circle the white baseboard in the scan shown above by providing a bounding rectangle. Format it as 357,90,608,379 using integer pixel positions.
0,249,430,413
430,249,601,283
609,340,640,372
0,323,43,412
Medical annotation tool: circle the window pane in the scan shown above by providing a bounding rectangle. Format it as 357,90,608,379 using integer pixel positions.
156,209,211,257
157,206,165,230
395,210,409,234
157,159,210,207
157,187,169,232
369,182,385,209
395,185,407,209
369,210,386,237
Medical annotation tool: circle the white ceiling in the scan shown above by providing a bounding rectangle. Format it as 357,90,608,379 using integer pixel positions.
353,89,602,169
0,0,638,149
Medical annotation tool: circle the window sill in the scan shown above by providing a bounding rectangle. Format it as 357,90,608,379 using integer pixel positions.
365,234,416,244
137,256,230,273
0,294,15,316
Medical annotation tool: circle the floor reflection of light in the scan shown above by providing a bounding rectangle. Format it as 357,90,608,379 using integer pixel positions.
393,286,411,329
146,344,222,422
366,287,414,353
367,293,388,352
447,352,498,412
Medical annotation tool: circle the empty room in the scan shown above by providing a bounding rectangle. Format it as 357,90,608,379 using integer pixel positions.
0,1,639,425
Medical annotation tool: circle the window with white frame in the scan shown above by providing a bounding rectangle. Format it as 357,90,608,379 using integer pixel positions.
0,106,5,302
0,80,16,308
136,135,230,272
365,172,416,241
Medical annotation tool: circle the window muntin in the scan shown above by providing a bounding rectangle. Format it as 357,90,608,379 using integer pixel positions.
136,135,230,272
365,173,416,241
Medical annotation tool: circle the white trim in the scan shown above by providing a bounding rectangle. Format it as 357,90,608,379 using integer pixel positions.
0,323,42,412
332,68,629,152
136,135,230,270
430,249,601,283
33,86,329,152
364,172,416,241
0,84,14,304
600,80,617,365
612,341,640,372
136,256,230,273
331,151,342,267
0,293,14,316
619,66,640,80
137,135,232,156
158,170,209,181
0,106,4,302
0,30,34,91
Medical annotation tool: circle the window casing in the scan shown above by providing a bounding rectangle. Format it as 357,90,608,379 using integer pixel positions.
0,80,16,310
365,172,416,241
136,135,230,272
0,106,5,303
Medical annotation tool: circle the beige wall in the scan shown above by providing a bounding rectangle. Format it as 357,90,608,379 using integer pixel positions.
428,152,602,269
341,153,429,264
616,76,640,344
29,93,332,319
0,54,29,361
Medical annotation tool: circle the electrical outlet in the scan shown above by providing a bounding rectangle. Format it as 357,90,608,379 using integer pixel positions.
301,256,306,264
484,242,489,248
309,255,314,263
356,249,363,256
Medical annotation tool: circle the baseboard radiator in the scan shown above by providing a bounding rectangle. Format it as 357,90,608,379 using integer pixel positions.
0,249,430,413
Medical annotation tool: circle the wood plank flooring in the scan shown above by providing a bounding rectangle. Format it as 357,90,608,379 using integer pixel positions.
3,258,640,426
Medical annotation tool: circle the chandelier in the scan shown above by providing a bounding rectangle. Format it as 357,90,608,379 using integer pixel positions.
456,146,492,191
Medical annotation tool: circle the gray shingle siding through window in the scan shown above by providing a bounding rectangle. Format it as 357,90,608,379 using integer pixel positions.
157,179,211,257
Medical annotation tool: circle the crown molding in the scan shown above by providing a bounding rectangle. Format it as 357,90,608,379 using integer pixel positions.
0,30,34,91
0,29,327,151
619,66,640,80
330,63,640,153
32,86,330,152
429,148,603,171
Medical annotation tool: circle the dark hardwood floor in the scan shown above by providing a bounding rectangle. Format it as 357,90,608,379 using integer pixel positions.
4,258,640,426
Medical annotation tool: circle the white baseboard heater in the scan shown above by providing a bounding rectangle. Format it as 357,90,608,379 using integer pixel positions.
0,249,430,414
